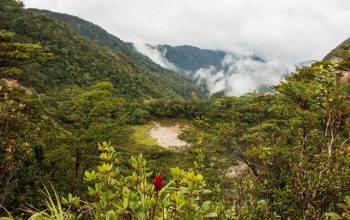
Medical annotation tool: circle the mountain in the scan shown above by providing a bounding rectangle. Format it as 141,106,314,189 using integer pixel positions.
29,9,202,99
295,60,317,67
29,8,274,97
324,37,350,82
0,0,199,99
154,45,227,72
324,37,350,61
134,44,289,96
137,44,265,73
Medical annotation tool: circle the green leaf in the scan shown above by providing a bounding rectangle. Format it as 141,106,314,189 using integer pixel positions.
204,212,218,218
345,195,350,207
123,198,129,209
336,203,348,209
201,201,210,211
105,210,117,220
87,186,95,195
324,212,342,220
257,199,266,209
203,189,212,194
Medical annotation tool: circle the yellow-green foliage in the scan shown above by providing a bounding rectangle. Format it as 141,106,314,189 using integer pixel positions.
130,124,160,149
25,142,237,220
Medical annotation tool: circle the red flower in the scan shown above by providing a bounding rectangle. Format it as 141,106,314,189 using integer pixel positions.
335,121,340,129
153,175,163,192
338,111,343,118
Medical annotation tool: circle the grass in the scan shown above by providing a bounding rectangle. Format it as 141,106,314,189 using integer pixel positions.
126,119,217,179
129,119,190,149
130,123,160,148
121,119,235,194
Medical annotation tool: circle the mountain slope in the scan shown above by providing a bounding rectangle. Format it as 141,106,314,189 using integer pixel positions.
0,0,196,99
324,37,350,82
324,37,350,62
29,9,201,98
155,45,226,72
153,44,265,73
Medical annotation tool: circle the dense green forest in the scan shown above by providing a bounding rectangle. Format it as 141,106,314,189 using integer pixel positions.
152,45,264,73
28,9,206,99
1,0,350,219
154,45,227,72
0,0,202,99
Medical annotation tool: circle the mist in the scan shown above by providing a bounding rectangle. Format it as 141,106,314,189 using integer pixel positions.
134,43,294,96
194,55,293,96
23,0,350,63
133,42,178,71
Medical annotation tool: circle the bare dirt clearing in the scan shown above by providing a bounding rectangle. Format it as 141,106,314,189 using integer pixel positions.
225,161,249,178
147,121,189,151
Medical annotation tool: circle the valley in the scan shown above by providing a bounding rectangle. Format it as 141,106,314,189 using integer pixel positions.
1,0,350,219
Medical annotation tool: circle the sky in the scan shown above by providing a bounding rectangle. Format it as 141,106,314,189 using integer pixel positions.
23,0,350,63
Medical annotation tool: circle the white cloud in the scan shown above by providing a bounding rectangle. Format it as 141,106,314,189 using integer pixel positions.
132,44,293,96
23,0,350,63
194,55,293,96
133,42,178,71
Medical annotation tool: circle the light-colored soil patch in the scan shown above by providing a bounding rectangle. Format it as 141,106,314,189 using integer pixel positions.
148,122,189,151
1,78,32,95
225,161,248,178
341,70,350,82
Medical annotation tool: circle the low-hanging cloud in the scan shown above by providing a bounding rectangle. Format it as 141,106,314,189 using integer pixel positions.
22,0,349,96
194,55,293,96
133,42,178,71
133,43,294,96
23,0,350,63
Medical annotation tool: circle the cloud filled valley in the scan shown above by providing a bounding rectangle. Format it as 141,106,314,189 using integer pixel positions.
194,55,293,96
134,43,294,96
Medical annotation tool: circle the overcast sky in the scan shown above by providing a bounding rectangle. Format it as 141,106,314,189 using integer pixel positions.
23,0,350,63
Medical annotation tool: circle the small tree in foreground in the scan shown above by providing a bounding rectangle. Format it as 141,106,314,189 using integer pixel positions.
24,142,237,220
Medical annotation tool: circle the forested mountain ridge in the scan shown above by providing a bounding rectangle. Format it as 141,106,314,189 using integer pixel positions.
324,37,350,82
29,8,203,98
0,0,198,99
154,44,227,72
153,44,265,73
1,0,350,219
29,9,166,74
33,7,264,78
324,37,350,61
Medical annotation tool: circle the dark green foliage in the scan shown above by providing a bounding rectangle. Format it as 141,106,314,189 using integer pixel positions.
324,37,350,61
1,1,350,219
324,37,350,71
0,0,197,99
29,9,166,74
156,44,226,72
29,8,203,99
0,29,54,75
186,62,350,218
0,81,74,211
155,45,264,73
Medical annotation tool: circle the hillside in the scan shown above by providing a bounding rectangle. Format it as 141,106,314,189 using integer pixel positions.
324,37,350,61
153,44,265,73
2,1,350,219
0,0,197,99
29,9,202,99
324,37,350,81
155,45,226,72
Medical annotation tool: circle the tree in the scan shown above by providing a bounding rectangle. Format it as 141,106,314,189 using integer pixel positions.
0,30,54,76
0,29,56,211
59,82,127,185
245,62,350,218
